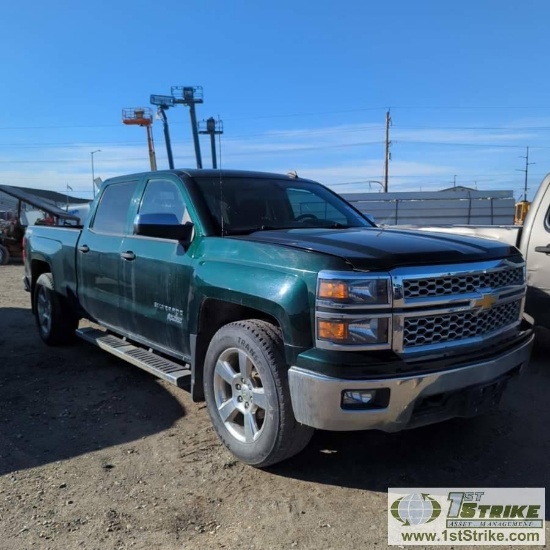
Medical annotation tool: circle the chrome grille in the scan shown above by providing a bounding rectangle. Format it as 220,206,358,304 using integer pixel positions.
403,267,524,299
403,300,521,348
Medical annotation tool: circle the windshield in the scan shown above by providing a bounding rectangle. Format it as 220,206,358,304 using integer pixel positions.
191,176,373,236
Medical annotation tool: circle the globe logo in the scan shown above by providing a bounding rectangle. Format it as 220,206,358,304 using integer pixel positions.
391,493,442,526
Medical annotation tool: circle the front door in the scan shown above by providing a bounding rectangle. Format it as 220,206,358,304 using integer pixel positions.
119,175,195,357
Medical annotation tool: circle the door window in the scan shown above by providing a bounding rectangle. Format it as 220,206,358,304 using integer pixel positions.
139,178,187,223
91,181,137,234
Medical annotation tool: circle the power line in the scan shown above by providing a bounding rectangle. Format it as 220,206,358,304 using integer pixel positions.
2,117,550,139
394,125,550,130
4,104,550,132
5,135,549,153
328,172,550,185
394,140,550,149
2,121,550,148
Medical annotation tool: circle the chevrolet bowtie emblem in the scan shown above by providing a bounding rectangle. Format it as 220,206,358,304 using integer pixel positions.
473,294,498,311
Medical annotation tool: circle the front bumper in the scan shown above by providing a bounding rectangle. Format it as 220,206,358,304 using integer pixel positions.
288,330,534,432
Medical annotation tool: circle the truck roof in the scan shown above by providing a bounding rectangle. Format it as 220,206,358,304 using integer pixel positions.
105,169,314,183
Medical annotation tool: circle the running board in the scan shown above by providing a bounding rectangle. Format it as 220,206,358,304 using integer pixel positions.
76,327,191,388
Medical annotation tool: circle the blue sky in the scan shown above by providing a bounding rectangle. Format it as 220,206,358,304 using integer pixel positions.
1,0,550,200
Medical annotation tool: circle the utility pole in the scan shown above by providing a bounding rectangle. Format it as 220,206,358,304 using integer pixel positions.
383,110,391,192
517,146,535,201
199,117,224,169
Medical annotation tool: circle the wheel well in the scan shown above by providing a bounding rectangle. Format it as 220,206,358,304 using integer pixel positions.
192,299,281,401
30,260,51,312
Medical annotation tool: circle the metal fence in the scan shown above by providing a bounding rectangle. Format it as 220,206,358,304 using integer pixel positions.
339,190,515,226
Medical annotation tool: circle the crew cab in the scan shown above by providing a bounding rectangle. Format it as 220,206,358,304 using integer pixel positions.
24,169,534,467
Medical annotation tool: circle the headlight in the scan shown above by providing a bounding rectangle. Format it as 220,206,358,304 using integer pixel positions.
315,271,392,350
316,315,391,349
317,272,391,307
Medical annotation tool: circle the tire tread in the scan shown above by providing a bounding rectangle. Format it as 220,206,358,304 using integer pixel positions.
34,272,78,346
205,319,313,468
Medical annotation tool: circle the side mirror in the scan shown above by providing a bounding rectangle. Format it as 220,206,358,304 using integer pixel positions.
134,213,194,244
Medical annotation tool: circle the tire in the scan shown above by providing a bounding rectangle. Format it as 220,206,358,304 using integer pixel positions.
34,273,78,345
203,320,314,468
0,244,9,265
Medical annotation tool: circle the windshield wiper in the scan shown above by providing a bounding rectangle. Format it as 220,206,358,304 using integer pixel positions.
224,222,353,236
224,225,280,236
299,222,351,229
325,222,350,229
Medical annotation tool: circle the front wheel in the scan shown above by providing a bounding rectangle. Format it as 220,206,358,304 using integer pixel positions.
203,320,313,467
34,273,78,345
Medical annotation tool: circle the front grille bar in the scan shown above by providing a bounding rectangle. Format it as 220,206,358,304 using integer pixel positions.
391,259,526,355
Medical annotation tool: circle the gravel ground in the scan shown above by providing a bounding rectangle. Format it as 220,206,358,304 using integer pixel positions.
0,264,548,549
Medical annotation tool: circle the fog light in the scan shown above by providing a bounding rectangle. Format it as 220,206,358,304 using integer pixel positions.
342,390,375,406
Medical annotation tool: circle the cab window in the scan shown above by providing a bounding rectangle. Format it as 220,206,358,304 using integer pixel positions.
139,178,187,223
91,181,137,234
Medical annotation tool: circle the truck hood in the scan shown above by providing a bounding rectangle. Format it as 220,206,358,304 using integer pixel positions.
234,227,519,270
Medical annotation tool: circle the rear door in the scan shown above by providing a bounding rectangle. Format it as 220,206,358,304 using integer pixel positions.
523,181,550,327
119,175,195,357
77,179,139,329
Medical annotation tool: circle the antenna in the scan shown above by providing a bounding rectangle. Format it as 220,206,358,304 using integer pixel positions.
383,109,392,192
218,115,223,170
218,114,225,238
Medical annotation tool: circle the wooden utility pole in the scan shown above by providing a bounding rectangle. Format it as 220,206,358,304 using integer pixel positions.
518,146,535,201
384,110,391,192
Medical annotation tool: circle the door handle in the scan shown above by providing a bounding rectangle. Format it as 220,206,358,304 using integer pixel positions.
120,251,136,261
534,244,550,254
78,245,90,253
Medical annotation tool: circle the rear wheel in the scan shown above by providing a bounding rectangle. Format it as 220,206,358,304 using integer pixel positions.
0,244,9,265
203,320,314,468
34,273,78,345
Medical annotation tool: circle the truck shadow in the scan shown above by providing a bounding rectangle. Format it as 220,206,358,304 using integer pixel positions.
270,360,550,518
0,307,186,477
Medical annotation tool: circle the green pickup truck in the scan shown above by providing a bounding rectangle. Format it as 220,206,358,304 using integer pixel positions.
24,169,534,467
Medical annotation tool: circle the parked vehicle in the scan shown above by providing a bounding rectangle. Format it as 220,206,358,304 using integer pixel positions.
0,184,79,264
0,219,24,265
24,169,534,466
411,174,550,328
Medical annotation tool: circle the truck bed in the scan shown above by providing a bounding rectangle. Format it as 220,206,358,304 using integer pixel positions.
24,225,82,297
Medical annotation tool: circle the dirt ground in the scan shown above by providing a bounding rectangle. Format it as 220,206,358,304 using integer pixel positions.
0,264,548,550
